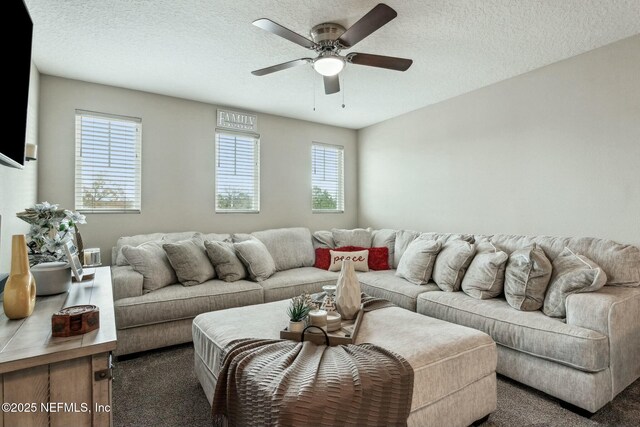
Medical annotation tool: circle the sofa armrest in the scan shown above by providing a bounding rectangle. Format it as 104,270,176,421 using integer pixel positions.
566,286,640,397
111,265,144,300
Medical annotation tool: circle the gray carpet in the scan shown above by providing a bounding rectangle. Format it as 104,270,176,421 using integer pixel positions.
113,344,640,427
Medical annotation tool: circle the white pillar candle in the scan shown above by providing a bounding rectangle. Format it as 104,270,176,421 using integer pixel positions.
308,309,328,328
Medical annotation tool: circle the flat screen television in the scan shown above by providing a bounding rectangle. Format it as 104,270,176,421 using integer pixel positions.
0,0,33,169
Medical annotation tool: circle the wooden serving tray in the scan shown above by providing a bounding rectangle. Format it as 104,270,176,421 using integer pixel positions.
280,307,364,346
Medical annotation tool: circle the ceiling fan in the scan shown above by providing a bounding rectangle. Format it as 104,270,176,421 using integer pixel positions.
251,3,413,95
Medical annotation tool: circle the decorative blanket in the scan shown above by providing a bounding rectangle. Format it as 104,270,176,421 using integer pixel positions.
212,297,413,427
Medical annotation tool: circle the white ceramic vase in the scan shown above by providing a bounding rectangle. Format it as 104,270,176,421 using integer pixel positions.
335,259,361,320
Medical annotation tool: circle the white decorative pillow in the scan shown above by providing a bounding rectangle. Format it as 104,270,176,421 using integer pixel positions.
163,238,216,287
122,241,178,292
461,249,509,299
543,247,607,318
504,245,552,311
329,250,369,272
393,230,420,268
204,240,247,282
396,239,441,285
234,239,276,282
432,240,476,292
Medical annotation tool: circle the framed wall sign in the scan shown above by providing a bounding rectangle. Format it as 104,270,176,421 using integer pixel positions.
216,109,258,133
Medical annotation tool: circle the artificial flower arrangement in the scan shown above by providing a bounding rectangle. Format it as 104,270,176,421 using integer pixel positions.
16,202,86,266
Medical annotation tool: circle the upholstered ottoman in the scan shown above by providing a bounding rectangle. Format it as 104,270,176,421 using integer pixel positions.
193,300,497,427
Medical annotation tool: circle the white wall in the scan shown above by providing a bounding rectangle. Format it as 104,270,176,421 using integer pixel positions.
0,63,39,276
358,35,640,246
38,76,358,264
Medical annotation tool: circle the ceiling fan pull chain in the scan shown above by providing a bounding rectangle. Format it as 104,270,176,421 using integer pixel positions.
341,73,346,108
313,72,316,111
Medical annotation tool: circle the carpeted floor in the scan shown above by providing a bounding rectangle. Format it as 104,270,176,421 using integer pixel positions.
113,344,640,427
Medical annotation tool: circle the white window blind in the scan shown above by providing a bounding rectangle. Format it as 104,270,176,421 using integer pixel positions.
215,131,260,212
75,111,142,213
312,143,344,212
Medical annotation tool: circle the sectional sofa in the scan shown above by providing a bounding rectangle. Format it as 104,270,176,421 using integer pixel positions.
110,227,640,413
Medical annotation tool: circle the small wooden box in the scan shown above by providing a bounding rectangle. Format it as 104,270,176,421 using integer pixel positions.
52,304,100,337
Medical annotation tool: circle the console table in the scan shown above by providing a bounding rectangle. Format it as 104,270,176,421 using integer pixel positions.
0,266,116,427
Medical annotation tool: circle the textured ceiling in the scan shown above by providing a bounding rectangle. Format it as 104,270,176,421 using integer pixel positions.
25,0,640,129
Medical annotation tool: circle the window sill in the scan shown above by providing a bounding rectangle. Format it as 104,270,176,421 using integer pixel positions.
312,210,344,214
215,210,260,214
77,209,141,214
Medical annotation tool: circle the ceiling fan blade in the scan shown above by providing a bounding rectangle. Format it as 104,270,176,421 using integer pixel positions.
323,75,340,94
337,3,397,48
252,58,312,76
347,53,413,71
253,18,317,49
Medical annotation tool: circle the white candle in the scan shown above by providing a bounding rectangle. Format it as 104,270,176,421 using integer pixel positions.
308,309,328,328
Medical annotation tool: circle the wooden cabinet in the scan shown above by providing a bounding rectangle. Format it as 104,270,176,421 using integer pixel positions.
1,267,116,426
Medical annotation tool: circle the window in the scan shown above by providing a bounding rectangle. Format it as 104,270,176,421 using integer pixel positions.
215,132,260,212
312,143,344,212
75,111,142,213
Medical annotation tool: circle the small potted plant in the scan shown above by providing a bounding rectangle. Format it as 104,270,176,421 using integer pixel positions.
287,293,313,333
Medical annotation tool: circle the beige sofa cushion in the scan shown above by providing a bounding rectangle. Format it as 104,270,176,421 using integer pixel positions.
462,250,508,299
433,240,476,292
163,239,216,287
504,245,552,311
358,270,439,311
259,267,339,302
234,239,276,282
115,232,166,266
122,241,178,292
204,240,247,282
417,292,609,372
396,239,441,285
251,227,315,271
312,230,335,249
543,248,607,318
331,228,373,248
114,279,264,329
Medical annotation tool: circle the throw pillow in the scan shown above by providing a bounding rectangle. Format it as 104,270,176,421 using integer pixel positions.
314,248,331,270
461,249,509,299
543,247,607,318
312,230,335,249
331,228,372,248
251,227,315,271
163,239,216,287
432,240,476,292
395,239,442,285
328,250,369,272
372,229,397,268
204,240,247,282
504,245,552,311
234,239,276,282
122,241,178,292
315,247,390,271
393,230,420,268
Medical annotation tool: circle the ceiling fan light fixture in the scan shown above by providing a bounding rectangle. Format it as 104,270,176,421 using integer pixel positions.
313,55,345,76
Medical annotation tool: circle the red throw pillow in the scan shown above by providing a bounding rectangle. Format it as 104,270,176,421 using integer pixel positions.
335,246,390,271
314,248,332,270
